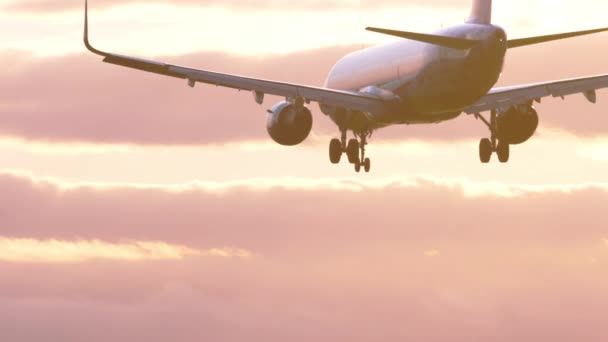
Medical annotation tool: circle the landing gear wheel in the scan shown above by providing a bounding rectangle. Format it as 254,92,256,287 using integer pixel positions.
347,139,360,164
363,158,371,173
479,138,492,163
354,162,361,173
329,139,342,164
497,141,510,163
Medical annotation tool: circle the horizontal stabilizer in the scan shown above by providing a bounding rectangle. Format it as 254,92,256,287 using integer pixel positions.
366,27,481,50
508,27,608,48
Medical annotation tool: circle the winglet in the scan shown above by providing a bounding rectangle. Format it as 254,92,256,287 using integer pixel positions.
84,0,109,57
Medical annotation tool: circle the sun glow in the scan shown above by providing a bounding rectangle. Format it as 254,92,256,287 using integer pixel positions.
0,237,251,263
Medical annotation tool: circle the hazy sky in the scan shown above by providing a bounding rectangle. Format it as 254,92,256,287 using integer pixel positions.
2,0,608,341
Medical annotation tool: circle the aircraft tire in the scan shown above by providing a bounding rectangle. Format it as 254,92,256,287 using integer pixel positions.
347,139,360,164
479,138,492,163
329,139,342,164
497,141,510,163
364,158,371,173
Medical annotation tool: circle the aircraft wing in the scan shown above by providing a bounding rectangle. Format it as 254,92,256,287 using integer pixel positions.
464,74,608,114
83,2,388,114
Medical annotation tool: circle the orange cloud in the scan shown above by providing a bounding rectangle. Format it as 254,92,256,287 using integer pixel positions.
2,0,467,13
0,237,250,263
2,171,608,255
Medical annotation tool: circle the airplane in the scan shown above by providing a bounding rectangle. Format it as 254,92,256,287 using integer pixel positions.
84,0,608,173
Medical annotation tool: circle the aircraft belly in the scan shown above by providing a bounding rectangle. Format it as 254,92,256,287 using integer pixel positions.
324,100,462,133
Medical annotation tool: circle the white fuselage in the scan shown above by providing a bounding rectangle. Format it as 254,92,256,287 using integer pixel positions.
321,23,507,132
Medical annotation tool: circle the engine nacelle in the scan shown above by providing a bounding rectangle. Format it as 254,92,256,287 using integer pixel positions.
496,106,539,145
267,101,313,146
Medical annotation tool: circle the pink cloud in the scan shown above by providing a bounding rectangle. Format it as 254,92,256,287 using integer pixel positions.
0,172,608,340
0,237,250,263
2,172,608,254
1,270,605,342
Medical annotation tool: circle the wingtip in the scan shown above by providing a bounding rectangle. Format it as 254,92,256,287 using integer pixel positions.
84,0,89,45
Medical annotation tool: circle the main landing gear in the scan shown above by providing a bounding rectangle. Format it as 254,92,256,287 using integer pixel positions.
329,130,372,173
476,110,510,163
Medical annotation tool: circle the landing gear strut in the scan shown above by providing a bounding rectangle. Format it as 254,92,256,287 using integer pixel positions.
475,110,510,164
353,131,371,173
328,130,372,173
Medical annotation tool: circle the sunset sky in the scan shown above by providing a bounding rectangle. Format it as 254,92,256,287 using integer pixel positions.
2,0,608,340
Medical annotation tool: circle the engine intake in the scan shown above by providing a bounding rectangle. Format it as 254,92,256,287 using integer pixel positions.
496,106,539,145
267,101,313,146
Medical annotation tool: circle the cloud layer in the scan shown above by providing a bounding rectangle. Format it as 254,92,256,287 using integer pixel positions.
1,172,608,341
3,172,608,254
0,237,250,263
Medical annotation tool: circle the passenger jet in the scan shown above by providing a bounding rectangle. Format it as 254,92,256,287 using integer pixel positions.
84,0,608,172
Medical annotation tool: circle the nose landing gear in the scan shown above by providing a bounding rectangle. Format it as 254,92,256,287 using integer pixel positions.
328,130,373,173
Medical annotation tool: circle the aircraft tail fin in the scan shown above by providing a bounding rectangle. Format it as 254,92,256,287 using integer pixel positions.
467,0,492,25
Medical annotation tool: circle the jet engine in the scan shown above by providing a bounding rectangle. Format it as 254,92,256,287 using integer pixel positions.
496,106,539,145
267,101,313,146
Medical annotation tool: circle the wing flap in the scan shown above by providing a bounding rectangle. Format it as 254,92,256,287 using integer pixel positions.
465,75,608,114
170,66,388,112
99,53,388,113
103,54,185,78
